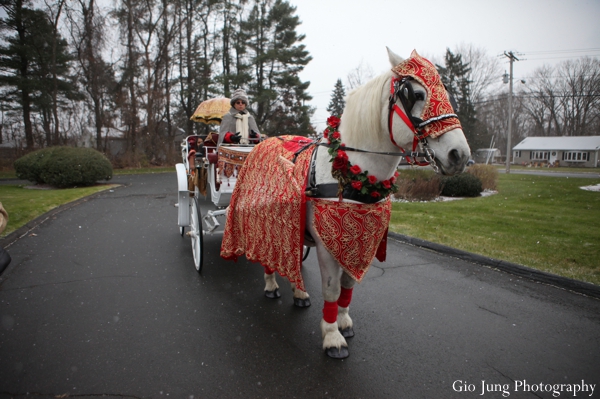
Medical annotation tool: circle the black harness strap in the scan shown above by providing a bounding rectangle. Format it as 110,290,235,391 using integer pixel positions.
316,142,429,158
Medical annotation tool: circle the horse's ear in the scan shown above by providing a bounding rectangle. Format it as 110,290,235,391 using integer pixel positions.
386,47,404,67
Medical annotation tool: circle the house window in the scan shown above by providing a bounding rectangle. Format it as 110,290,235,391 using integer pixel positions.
531,151,549,160
563,151,588,162
514,151,521,158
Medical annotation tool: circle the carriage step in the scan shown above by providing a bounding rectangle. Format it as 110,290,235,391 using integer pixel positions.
202,209,227,234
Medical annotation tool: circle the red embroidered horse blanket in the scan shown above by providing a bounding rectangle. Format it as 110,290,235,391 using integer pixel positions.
220,136,314,291
220,136,391,291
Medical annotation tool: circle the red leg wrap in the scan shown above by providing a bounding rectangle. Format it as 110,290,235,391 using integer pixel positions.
322,301,338,324
338,287,353,308
263,266,275,275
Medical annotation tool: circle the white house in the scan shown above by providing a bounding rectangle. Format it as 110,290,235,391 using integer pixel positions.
512,136,600,168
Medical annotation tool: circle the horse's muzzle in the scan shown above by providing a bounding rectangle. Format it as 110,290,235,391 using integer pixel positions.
435,148,470,176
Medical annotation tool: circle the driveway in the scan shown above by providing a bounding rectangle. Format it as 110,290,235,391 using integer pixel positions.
0,172,598,398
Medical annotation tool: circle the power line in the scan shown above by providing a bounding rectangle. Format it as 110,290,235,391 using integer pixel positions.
524,54,600,61
521,48,600,55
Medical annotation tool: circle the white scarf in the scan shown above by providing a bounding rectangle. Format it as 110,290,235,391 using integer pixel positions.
234,113,250,145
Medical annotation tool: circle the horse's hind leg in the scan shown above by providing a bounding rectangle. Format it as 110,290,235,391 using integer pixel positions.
263,267,281,299
291,283,311,308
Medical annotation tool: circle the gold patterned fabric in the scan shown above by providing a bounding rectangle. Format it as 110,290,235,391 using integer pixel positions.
392,50,462,139
220,136,315,292
217,147,251,179
309,197,392,283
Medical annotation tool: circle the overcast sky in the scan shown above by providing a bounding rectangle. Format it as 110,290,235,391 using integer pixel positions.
290,0,600,130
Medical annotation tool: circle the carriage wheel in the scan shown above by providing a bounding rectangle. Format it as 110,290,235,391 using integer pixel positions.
189,196,203,272
302,245,310,261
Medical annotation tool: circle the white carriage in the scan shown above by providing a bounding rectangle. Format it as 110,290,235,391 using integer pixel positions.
176,131,255,271
175,98,308,272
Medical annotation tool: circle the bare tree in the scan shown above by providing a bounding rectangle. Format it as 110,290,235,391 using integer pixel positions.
523,58,600,136
455,43,502,105
43,0,66,145
346,59,374,90
67,0,116,151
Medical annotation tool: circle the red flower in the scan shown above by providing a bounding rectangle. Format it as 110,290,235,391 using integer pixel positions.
351,180,362,190
332,131,341,140
336,150,348,162
368,175,378,184
370,191,381,198
332,157,348,172
327,116,341,128
382,179,392,189
394,171,399,177
323,129,329,139
349,165,362,175
390,176,397,184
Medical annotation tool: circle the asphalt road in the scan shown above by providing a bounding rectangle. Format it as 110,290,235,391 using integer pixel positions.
0,172,599,399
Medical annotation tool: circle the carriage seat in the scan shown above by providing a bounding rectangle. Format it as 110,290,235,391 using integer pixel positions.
207,151,218,164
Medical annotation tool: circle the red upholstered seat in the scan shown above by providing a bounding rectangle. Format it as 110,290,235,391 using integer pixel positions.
207,152,218,164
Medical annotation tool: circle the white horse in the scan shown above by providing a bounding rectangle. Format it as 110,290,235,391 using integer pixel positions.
222,48,470,359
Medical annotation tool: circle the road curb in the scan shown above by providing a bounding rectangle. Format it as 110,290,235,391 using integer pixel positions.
388,231,600,300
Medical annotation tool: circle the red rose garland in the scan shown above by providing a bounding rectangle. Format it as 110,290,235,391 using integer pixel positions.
324,115,399,199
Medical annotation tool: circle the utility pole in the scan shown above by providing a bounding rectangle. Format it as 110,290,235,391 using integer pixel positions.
503,51,519,173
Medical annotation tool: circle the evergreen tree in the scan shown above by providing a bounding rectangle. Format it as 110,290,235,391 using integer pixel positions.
0,1,78,148
0,0,39,148
240,0,314,137
436,48,481,148
326,78,345,117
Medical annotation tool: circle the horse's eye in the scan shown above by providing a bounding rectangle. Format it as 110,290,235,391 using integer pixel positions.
415,92,425,101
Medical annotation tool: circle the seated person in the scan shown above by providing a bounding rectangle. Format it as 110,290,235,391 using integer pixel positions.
218,89,260,145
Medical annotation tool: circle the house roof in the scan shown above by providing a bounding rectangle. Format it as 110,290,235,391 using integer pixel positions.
513,136,600,151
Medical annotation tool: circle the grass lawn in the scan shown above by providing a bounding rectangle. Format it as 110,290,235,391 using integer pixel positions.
389,173,600,286
497,164,599,174
112,166,174,175
0,184,118,237
0,165,174,179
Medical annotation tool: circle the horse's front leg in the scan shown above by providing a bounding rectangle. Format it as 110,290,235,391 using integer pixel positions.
304,215,346,358
316,242,349,359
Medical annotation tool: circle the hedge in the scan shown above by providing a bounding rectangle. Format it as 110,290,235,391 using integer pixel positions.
14,147,113,188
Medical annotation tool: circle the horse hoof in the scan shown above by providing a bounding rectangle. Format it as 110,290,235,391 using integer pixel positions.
264,289,281,299
325,346,349,359
340,327,354,338
293,297,311,308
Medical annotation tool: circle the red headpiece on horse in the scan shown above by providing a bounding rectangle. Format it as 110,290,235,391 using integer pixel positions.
391,50,462,139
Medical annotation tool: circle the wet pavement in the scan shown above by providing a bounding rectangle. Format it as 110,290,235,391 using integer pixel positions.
0,172,598,399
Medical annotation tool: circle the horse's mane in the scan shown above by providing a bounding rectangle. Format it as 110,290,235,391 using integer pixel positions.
340,70,393,148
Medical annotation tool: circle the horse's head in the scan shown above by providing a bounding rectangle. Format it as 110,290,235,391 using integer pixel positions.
386,48,471,175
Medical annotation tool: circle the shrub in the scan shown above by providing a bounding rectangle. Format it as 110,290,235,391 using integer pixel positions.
467,164,498,191
13,148,51,184
14,146,112,188
393,168,442,201
440,173,482,197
